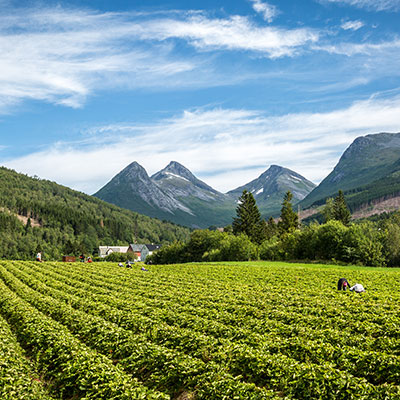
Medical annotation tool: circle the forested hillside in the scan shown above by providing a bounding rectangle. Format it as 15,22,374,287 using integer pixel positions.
0,167,190,260
300,132,400,211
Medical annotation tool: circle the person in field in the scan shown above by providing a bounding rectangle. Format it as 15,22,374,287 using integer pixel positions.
337,277,350,290
350,283,366,293
118,262,124,267
36,252,42,262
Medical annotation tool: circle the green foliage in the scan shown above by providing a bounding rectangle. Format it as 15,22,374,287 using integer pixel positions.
232,190,266,244
342,223,385,267
265,217,278,239
382,219,400,267
0,167,190,260
1,260,400,399
333,190,351,225
322,197,334,223
278,191,298,234
205,234,259,262
259,236,281,261
151,230,259,264
149,241,187,264
104,252,137,262
0,315,52,399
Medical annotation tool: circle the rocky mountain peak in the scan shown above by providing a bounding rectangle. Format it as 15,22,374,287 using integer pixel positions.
120,161,150,182
152,161,218,194
153,161,197,183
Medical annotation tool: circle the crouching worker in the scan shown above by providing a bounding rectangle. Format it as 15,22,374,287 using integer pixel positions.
337,277,350,291
350,283,366,293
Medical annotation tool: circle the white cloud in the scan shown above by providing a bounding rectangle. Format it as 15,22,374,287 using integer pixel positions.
5,95,400,194
0,6,320,113
138,15,318,57
315,38,400,56
341,20,364,31
250,0,279,22
0,8,201,112
321,0,400,11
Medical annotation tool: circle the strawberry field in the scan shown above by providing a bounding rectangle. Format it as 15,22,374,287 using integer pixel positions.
0,260,399,399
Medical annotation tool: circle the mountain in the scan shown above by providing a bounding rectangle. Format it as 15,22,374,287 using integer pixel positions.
93,161,193,216
0,167,190,260
95,162,316,228
300,132,400,212
151,161,224,201
228,165,316,217
95,161,235,228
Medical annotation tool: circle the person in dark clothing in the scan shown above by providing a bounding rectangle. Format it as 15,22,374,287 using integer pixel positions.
337,278,350,290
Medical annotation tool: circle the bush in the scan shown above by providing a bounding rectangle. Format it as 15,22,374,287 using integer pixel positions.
259,237,281,261
219,234,259,261
150,241,187,264
314,220,348,261
104,252,137,262
342,223,385,267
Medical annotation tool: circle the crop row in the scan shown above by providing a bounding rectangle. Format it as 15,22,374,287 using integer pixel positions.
1,262,399,399
0,272,169,399
0,262,279,400
38,260,400,334
0,314,53,400
20,261,400,355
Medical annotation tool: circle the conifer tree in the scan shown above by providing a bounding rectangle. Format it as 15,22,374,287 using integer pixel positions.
232,190,266,244
322,197,334,223
265,216,278,239
333,190,351,225
278,191,298,234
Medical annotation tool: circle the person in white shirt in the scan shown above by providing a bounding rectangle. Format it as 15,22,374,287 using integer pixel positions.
36,252,42,262
350,283,365,293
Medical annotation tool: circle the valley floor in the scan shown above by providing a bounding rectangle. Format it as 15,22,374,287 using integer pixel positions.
0,260,399,399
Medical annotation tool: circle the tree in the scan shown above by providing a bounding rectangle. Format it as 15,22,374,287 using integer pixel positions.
333,190,351,226
232,190,266,244
278,191,298,234
265,217,278,239
322,197,334,223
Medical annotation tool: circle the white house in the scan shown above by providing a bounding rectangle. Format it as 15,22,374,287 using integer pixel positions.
98,246,129,258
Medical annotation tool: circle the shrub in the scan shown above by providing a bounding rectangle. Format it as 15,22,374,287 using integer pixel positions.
104,252,137,262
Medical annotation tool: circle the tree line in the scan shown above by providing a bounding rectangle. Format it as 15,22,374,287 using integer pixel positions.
148,189,400,267
0,167,190,260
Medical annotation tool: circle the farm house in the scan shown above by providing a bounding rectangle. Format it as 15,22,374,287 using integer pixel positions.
98,246,129,258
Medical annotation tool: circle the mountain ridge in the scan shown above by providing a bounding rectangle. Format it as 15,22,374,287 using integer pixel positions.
94,162,316,228
300,131,400,210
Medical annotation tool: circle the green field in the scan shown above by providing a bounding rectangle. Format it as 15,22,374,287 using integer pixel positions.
0,260,399,399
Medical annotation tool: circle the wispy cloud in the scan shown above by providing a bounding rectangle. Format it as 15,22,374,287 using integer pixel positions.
320,0,400,11
0,8,199,111
341,20,364,31
315,38,400,56
5,95,400,193
0,6,320,112
250,0,280,22
138,15,318,57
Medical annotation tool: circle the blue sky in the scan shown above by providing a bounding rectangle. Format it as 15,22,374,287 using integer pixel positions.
1,0,400,193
